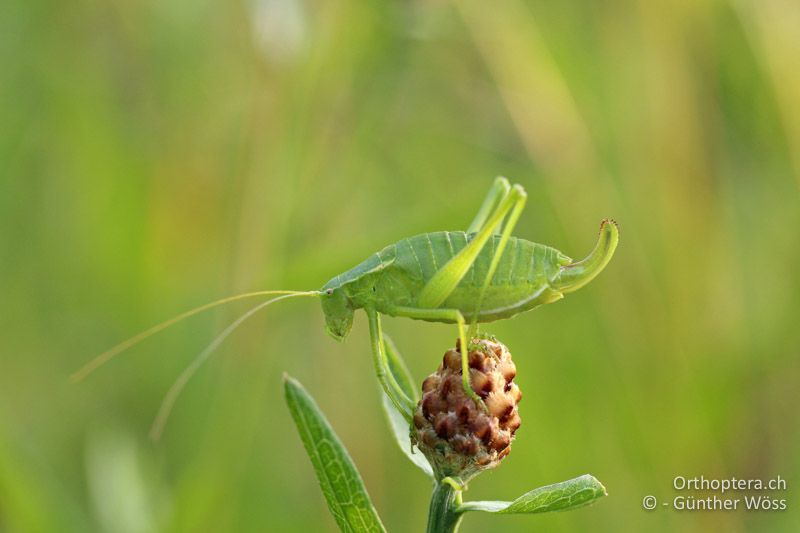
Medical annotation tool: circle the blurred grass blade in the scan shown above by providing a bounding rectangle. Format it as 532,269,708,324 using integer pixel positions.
381,394,434,478
284,375,386,533
458,474,607,514
383,335,418,402
85,430,160,533
0,424,91,532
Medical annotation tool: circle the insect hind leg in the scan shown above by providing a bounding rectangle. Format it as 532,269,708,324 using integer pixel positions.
470,183,527,331
467,176,511,234
417,180,524,310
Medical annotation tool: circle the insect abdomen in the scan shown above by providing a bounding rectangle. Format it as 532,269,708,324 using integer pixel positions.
393,231,563,288
389,231,567,321
394,232,467,282
334,231,568,321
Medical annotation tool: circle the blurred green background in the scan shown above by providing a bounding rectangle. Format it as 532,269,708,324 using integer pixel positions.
2,0,799,531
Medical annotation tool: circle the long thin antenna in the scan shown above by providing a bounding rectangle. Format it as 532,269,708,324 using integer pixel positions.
149,292,318,441
71,290,319,383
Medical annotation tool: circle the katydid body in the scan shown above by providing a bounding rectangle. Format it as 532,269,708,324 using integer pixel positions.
321,177,618,417
75,177,618,438
324,232,570,325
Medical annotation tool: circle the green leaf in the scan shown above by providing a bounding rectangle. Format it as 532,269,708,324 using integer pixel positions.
283,375,386,533
380,335,434,478
381,394,434,478
383,335,418,402
458,474,607,515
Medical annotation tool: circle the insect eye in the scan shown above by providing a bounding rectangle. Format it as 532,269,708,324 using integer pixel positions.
325,288,334,295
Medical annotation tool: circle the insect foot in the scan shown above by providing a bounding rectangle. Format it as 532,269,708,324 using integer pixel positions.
412,337,522,481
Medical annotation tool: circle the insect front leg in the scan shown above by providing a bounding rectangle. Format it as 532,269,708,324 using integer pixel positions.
365,307,415,421
389,306,483,408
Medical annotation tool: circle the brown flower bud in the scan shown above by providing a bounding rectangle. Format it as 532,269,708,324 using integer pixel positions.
412,337,522,480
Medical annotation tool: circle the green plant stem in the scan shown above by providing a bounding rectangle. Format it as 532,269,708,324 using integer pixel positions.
426,481,463,533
